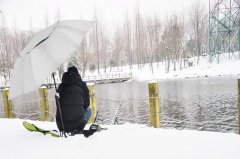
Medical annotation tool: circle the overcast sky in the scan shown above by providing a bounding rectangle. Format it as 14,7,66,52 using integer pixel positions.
0,0,208,31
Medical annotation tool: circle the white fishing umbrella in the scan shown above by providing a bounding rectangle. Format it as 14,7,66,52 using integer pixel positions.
9,20,94,99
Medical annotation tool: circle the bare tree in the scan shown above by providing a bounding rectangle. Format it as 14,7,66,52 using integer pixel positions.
189,0,208,64
171,14,185,71
76,35,93,78
12,28,32,64
146,16,155,73
134,1,143,69
94,6,100,75
161,14,185,72
112,25,124,68
99,23,109,73
123,12,133,69
0,14,13,82
146,15,162,73
153,16,162,67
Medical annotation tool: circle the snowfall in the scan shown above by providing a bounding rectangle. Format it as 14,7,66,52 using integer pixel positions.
1,52,240,159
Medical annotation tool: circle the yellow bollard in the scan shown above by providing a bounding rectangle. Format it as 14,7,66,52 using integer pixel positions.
3,88,13,118
39,87,49,121
148,81,160,128
238,79,240,134
88,83,97,123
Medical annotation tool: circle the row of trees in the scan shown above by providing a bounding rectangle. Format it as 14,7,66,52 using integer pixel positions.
0,20,33,82
0,0,208,80
77,0,208,76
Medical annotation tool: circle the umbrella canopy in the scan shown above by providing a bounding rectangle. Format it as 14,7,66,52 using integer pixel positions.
9,20,94,99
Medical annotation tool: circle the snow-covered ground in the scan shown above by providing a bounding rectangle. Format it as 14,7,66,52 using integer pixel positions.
1,118,240,159
1,52,240,159
107,53,240,81
132,54,240,81
82,52,240,82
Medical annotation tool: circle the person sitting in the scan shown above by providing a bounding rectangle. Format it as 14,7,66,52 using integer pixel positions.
56,66,91,135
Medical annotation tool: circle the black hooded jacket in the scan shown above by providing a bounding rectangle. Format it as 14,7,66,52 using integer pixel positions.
56,71,90,132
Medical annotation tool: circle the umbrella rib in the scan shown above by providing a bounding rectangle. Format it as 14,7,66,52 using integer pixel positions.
26,22,59,55
35,36,49,47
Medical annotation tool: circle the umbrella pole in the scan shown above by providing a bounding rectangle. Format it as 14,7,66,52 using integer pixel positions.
52,73,67,137
52,73,58,92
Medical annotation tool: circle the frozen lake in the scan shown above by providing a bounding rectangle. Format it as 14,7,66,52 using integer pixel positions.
0,76,238,133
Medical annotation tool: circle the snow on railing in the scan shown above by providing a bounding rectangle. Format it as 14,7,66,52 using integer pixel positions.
83,72,132,81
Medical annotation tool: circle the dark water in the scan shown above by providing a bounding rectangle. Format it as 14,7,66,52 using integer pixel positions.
0,77,239,133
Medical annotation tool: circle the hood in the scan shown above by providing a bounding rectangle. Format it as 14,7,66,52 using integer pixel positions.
61,71,81,85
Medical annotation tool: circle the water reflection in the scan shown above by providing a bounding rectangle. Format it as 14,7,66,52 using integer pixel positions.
95,82,149,125
0,77,238,133
159,77,238,133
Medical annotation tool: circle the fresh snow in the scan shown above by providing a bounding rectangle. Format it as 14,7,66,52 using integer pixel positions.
1,118,240,159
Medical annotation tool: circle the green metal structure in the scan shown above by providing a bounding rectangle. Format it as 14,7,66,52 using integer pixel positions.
209,0,240,63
